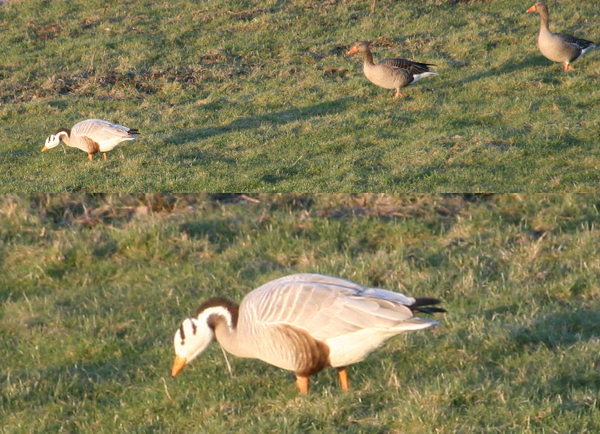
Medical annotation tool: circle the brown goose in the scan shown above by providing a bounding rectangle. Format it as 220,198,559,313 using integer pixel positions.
347,41,437,98
526,2,597,71
171,273,445,394
42,119,139,161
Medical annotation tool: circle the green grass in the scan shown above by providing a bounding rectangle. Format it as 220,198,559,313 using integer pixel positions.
1,194,600,432
1,0,599,192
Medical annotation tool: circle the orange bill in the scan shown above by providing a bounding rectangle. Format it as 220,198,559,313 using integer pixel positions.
347,46,358,55
171,355,187,377
526,5,536,13
41,146,48,152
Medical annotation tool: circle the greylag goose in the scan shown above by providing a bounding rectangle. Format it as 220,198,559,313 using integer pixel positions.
171,273,445,394
347,41,437,98
526,2,597,71
42,119,139,161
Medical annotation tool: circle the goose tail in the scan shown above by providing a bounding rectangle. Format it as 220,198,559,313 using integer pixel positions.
411,71,438,83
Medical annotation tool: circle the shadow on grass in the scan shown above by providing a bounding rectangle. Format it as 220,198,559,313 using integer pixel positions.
180,218,240,251
458,55,551,85
164,96,359,145
512,306,600,350
1,337,160,410
510,306,600,403
173,148,237,167
389,164,445,189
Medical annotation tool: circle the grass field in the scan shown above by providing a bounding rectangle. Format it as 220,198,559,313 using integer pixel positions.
1,0,599,192
1,194,600,433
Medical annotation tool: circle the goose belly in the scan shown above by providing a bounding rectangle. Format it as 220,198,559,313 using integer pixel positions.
98,138,133,152
242,325,331,375
326,329,397,368
538,34,575,62
254,346,301,372
363,65,400,90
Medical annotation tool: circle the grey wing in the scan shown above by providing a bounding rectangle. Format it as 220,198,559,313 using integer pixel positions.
378,58,434,75
243,274,418,341
72,119,135,142
558,33,595,50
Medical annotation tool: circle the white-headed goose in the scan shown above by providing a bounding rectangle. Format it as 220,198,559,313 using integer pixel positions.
526,2,597,71
42,119,139,161
171,273,445,394
347,41,437,98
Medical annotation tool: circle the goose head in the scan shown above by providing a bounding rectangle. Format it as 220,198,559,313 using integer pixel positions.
41,129,69,152
526,2,547,15
171,317,214,377
348,41,370,55
171,298,238,377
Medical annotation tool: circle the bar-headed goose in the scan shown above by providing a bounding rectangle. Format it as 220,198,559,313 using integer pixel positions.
347,41,437,98
42,119,139,161
526,2,597,71
171,273,445,394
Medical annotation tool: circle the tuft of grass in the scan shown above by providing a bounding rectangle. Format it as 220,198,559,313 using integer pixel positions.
1,193,600,432
1,0,599,191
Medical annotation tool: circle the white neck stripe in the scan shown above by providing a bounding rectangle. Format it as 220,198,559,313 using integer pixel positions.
198,306,234,329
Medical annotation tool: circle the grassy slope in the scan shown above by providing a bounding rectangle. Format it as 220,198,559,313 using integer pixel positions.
1,0,599,192
1,194,600,433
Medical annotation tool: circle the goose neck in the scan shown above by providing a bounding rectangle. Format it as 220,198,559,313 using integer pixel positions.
538,9,550,32
58,131,71,147
201,300,251,359
213,317,252,359
362,49,375,66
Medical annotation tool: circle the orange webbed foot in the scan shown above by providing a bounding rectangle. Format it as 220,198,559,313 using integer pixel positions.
295,375,309,394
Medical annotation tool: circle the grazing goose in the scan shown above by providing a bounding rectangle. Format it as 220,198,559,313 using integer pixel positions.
526,2,597,71
42,119,139,161
347,41,437,98
171,273,445,394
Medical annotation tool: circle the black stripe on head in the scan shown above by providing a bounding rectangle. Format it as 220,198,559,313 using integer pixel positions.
195,297,239,328
179,323,185,345
191,319,197,335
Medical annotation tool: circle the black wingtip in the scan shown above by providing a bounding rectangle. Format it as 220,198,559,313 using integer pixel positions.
414,306,447,314
410,297,446,314
128,128,140,135
412,297,442,307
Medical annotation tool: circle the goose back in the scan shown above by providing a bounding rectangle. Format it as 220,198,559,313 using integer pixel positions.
72,119,138,152
236,274,439,369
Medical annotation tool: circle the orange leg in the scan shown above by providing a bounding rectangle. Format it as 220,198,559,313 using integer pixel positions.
564,63,574,71
88,153,93,161
295,375,309,394
102,152,107,160
337,367,350,391
394,90,403,98
371,0,375,12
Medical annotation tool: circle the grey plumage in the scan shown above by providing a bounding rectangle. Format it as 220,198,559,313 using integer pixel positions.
348,41,437,98
527,2,597,70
